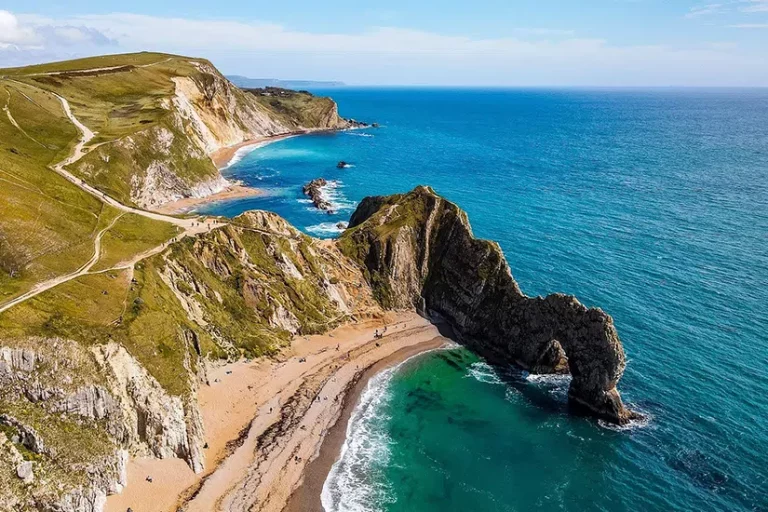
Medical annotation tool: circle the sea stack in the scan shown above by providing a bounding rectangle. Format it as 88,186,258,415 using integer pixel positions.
303,178,335,214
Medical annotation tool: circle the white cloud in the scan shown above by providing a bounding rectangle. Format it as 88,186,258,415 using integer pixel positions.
1,11,767,85
686,3,726,18
0,10,39,48
686,0,768,17
740,0,768,12
513,28,576,37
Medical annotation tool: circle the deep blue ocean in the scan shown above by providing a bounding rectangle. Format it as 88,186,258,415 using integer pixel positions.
200,88,768,511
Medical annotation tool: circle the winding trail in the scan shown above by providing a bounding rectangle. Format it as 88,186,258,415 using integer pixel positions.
0,213,125,314
0,85,225,314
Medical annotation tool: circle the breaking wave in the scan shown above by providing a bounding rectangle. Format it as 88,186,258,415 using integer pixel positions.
299,179,357,213
306,221,348,236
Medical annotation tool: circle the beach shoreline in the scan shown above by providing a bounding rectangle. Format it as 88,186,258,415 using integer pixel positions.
153,184,266,214
105,312,448,512
151,133,298,215
284,338,447,512
211,133,301,170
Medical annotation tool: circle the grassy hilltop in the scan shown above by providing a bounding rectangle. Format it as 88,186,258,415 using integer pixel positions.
0,52,364,510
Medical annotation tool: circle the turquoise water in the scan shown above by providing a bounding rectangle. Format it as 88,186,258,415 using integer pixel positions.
200,88,768,511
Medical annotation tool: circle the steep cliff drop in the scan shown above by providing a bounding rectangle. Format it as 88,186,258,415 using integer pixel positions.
338,186,640,425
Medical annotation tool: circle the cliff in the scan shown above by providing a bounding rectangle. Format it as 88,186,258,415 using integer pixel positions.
1,51,637,512
0,211,381,511
1,53,352,210
339,186,639,425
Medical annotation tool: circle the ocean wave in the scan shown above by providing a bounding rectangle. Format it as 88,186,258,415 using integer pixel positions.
598,406,653,432
525,372,572,401
525,373,572,386
321,366,398,512
345,132,374,138
322,349,447,512
253,169,280,180
304,179,357,213
466,362,504,385
306,222,348,235
221,141,270,169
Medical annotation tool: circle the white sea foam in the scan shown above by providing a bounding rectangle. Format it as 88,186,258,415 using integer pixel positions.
306,222,348,236
466,362,504,385
321,366,397,512
598,405,653,432
322,348,448,512
221,141,269,169
301,180,357,213
525,373,572,401
525,373,572,386
345,132,374,138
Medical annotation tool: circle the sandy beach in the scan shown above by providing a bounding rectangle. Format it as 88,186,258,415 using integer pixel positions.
210,133,300,169
153,185,266,214
105,311,448,512
151,134,301,215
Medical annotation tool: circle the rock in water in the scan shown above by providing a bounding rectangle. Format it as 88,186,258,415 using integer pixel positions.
302,178,335,213
339,186,640,425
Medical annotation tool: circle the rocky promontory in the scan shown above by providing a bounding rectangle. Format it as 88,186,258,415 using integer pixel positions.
340,186,639,425
303,178,335,214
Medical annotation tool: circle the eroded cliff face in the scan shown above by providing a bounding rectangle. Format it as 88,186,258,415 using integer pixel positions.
339,186,639,425
0,211,381,511
68,58,353,210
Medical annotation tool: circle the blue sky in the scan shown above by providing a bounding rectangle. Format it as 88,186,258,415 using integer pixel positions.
1,1,767,85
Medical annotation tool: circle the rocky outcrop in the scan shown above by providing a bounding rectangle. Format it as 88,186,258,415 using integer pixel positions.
339,186,639,425
302,178,335,213
0,337,200,511
67,56,356,210
91,343,205,473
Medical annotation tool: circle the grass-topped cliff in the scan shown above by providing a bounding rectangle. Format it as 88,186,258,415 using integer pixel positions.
0,52,353,304
0,52,633,512
0,52,365,511
1,52,351,210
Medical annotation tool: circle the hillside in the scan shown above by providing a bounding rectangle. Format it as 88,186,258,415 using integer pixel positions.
0,53,351,210
0,53,632,512
0,52,352,307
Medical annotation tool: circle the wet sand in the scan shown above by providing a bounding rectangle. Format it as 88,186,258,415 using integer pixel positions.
284,339,447,512
104,312,447,512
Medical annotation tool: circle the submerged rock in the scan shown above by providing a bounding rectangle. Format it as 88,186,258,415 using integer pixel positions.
339,186,640,425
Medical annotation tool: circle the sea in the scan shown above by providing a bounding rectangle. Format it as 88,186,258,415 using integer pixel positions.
199,87,768,511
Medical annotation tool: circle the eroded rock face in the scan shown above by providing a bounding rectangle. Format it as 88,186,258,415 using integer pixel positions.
302,178,335,213
340,186,639,424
